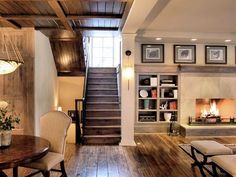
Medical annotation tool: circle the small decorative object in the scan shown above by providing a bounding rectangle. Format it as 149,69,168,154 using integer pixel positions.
140,90,148,98
150,77,157,86
173,89,178,98
205,45,227,64
142,44,164,63
164,113,172,122
151,89,157,98
174,45,196,64
0,101,20,147
144,100,149,109
161,88,165,98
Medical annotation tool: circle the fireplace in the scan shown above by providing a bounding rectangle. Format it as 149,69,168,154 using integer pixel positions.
189,98,236,125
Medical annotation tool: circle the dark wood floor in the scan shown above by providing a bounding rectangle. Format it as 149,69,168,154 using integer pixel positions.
4,134,236,177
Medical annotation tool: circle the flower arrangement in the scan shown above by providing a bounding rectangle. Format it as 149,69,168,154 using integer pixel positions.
0,101,20,131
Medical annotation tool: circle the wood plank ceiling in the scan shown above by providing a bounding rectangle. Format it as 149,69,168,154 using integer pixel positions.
0,0,133,76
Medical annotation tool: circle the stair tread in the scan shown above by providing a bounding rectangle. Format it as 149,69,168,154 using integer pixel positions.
85,125,121,128
83,134,121,138
86,108,120,111
87,95,118,97
86,117,121,119
88,76,116,79
87,102,120,104
88,88,117,90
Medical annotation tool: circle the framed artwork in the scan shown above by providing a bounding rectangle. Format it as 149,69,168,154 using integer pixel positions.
141,44,164,63
205,45,227,64
174,45,196,64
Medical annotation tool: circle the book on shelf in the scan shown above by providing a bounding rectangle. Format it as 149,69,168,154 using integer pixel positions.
161,83,176,86
161,79,173,83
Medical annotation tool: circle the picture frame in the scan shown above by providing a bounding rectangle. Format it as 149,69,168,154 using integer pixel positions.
174,45,196,64
142,44,164,63
205,45,227,64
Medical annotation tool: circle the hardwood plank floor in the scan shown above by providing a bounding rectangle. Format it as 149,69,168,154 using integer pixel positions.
4,134,236,177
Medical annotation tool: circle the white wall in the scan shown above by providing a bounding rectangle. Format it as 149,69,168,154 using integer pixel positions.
34,31,58,135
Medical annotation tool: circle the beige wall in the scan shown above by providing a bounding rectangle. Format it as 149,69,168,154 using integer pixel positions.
34,31,58,136
58,77,84,143
135,43,235,65
58,77,84,112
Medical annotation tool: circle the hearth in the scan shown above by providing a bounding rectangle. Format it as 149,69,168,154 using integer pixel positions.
189,98,236,125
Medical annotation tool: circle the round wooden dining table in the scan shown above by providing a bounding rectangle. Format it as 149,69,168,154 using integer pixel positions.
0,135,50,177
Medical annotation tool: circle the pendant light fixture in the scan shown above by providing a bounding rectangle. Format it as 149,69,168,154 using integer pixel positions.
0,34,24,75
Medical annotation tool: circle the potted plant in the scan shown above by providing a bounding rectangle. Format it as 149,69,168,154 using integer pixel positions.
0,101,20,146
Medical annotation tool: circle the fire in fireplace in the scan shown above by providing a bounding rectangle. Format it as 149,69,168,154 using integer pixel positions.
189,98,235,125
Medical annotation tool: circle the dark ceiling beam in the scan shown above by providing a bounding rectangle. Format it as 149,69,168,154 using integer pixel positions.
0,0,127,1
2,15,59,20
2,14,122,20
0,16,21,29
67,15,122,20
47,0,73,32
36,26,118,31
119,0,134,31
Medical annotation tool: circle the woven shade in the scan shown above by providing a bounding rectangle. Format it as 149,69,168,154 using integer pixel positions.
0,35,24,75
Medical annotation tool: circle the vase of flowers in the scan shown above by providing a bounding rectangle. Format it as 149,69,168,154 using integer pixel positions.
0,101,20,147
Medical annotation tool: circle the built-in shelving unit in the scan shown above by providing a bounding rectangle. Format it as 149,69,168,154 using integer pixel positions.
136,73,179,123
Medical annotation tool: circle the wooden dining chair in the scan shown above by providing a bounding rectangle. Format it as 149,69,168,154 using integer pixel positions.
21,111,72,177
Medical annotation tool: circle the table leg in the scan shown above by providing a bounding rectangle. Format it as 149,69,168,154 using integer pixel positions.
13,167,18,177
0,170,7,177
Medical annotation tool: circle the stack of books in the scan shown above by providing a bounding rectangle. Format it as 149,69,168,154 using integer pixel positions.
160,79,175,86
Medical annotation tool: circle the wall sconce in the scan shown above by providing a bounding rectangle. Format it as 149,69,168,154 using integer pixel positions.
124,50,132,90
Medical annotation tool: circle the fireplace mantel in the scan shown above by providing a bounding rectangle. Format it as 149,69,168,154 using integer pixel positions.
179,65,236,73
135,64,236,73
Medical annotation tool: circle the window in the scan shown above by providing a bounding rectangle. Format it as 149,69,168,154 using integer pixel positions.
90,37,120,67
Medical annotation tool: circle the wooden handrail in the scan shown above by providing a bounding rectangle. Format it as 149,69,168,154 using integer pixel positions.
74,59,89,144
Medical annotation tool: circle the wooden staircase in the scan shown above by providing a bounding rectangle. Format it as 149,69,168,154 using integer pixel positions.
83,67,121,145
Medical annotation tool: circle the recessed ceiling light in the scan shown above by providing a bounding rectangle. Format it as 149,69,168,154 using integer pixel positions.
224,39,231,42
155,37,162,41
191,38,197,41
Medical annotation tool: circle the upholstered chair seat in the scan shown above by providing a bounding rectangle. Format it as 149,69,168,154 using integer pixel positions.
21,111,72,177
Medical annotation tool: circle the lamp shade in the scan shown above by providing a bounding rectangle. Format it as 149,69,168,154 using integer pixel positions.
0,34,24,75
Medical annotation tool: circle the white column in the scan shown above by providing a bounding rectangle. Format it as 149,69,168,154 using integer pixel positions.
120,33,136,146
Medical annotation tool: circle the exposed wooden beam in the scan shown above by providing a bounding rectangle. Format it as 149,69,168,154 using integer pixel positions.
47,0,73,32
67,15,122,20
0,0,127,1
119,0,134,31
36,26,118,31
0,16,21,29
2,15,59,20
2,14,122,20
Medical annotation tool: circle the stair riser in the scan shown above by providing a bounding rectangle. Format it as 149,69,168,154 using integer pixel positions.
87,97,119,102
83,137,121,145
86,104,119,109
86,111,121,117
88,84,117,89
87,90,118,95
89,68,116,73
88,73,116,77
88,81,117,85
88,78,117,82
84,128,121,135
85,119,121,126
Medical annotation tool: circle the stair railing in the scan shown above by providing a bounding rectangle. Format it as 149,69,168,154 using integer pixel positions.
75,59,89,144
116,64,121,103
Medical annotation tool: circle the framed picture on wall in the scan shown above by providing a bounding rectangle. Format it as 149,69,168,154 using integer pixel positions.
174,45,196,64
205,45,227,64
141,44,164,63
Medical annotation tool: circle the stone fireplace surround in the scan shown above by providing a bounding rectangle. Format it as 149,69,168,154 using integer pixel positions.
180,70,236,136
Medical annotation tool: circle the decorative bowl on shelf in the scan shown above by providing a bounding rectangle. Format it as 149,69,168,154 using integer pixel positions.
164,113,172,122
140,90,148,98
